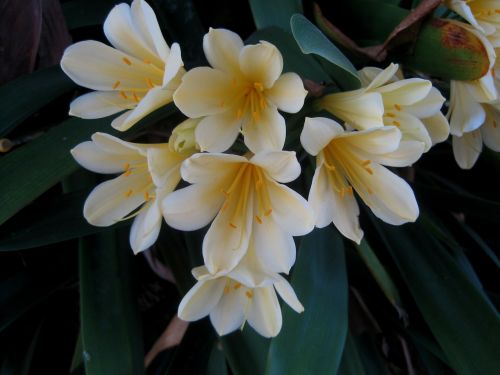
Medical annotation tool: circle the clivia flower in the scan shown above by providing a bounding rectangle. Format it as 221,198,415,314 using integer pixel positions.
71,131,196,253
61,0,184,131
173,28,308,153
178,263,303,338
162,150,315,275
301,117,421,244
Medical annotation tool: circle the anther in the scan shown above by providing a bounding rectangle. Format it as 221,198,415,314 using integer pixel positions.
255,215,263,224
385,112,396,118
264,209,272,216
123,163,130,170
493,121,498,128
120,91,128,99
364,167,374,175
133,93,140,103
124,170,132,177
146,78,154,88
229,223,237,229
394,104,402,111
392,120,401,127
122,57,132,65
245,290,253,299
361,160,371,166
324,161,336,171
124,189,133,197
234,283,242,290
144,191,150,201
112,81,121,89
253,82,264,91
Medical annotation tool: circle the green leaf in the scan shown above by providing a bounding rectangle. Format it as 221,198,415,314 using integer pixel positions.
247,27,330,83
355,240,403,313
459,222,500,268
221,329,270,375
79,230,144,375
338,334,367,375
0,190,125,252
0,66,75,137
207,341,228,375
372,219,500,374
249,0,303,31
266,226,348,375
290,14,361,90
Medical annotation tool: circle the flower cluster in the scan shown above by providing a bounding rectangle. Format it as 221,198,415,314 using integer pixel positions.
63,0,450,337
443,1,500,168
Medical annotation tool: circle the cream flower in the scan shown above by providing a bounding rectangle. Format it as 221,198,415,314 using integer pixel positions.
445,0,500,46
162,151,315,275
453,102,500,168
358,64,450,152
178,264,303,338
61,0,184,131
301,117,421,244
173,28,308,153
71,131,196,253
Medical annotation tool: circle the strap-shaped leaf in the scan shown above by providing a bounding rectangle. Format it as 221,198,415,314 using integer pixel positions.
249,0,303,31
290,14,361,90
266,226,348,375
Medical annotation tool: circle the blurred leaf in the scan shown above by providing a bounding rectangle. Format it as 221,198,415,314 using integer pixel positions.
247,27,330,83
221,329,270,375
79,230,144,375
458,222,500,268
207,342,228,375
266,226,348,375
372,219,500,374
0,104,178,227
70,332,83,373
290,14,361,90
249,0,302,31
0,65,75,136
61,0,125,29
0,190,125,252
338,334,366,375
355,240,403,313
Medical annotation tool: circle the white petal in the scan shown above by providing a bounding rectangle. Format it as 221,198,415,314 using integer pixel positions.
360,163,419,225
111,86,173,131
180,153,245,184
129,200,161,254
83,173,148,226
482,107,500,151
320,91,385,130
371,140,425,167
69,91,128,119
404,87,445,118
229,245,282,288
340,126,401,155
239,41,283,88
202,189,254,274
209,287,247,336
274,276,304,313
162,184,224,230
364,63,399,90
162,43,184,87
250,150,300,183
61,41,158,91
452,131,483,169
178,278,225,321
448,81,486,135
266,72,307,113
91,132,146,155
252,217,296,274
131,0,170,61
104,3,163,66
242,105,286,153
267,181,315,236
376,78,432,107
147,146,184,189
300,117,344,156
421,113,450,145
246,286,282,338
195,110,242,152
387,112,432,152
203,28,244,76
309,164,363,243
173,67,233,118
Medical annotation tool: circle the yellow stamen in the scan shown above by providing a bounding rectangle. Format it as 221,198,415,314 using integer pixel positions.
361,160,371,167
253,82,264,91
234,283,242,290
255,215,263,224
224,285,230,294
124,189,133,197
493,121,498,128
229,222,237,229
120,91,128,100
394,104,402,111
245,290,253,299
123,163,130,170
123,170,132,177
122,57,132,65
112,81,121,89
364,167,374,175
133,93,140,102
146,78,154,88
385,112,396,118
264,208,272,216
324,161,336,171
392,120,401,127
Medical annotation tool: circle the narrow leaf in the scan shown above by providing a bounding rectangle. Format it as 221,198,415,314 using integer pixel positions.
266,227,348,375
249,0,303,31
221,329,270,375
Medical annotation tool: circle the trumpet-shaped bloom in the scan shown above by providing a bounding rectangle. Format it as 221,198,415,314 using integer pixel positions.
178,264,303,338
162,151,315,275
71,132,195,253
358,64,449,152
301,117,421,243
453,102,500,168
173,28,308,153
61,0,184,131
445,0,500,46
